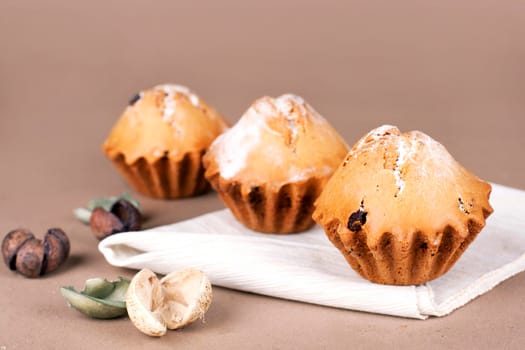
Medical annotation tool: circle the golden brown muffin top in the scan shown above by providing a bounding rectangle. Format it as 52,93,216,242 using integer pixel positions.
203,94,349,187
103,84,229,164
313,125,493,245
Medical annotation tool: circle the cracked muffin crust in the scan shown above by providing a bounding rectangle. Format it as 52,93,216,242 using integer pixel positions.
313,125,493,285
203,94,349,233
103,84,229,199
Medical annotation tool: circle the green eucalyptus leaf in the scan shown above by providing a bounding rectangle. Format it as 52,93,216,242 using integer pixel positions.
60,287,126,319
73,208,92,224
83,278,115,298
87,196,119,212
104,277,131,302
60,277,131,319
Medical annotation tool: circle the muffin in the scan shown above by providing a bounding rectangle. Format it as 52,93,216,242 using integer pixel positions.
203,94,349,233
312,125,493,285
103,84,229,199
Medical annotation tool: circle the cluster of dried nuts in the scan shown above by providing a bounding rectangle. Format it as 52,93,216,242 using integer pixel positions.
90,199,142,240
74,194,143,240
2,228,70,278
61,268,212,337
2,194,142,278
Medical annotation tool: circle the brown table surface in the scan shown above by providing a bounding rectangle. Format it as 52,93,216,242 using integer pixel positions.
1,0,525,349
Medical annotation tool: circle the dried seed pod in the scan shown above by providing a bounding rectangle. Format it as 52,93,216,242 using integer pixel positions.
2,228,70,278
15,238,45,278
110,199,142,231
2,228,34,269
161,269,213,329
43,228,71,274
90,208,125,240
126,268,212,337
89,199,142,240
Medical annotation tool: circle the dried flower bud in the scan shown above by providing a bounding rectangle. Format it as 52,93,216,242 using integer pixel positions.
2,228,70,278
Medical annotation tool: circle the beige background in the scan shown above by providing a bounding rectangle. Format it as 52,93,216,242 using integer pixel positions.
1,0,524,349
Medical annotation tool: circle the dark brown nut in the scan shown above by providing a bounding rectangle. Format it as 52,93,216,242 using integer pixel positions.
2,228,34,269
111,199,142,231
43,228,71,274
2,228,70,278
89,199,142,241
90,207,125,240
16,238,45,278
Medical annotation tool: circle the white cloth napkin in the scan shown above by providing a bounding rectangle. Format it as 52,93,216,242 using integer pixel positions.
99,183,525,319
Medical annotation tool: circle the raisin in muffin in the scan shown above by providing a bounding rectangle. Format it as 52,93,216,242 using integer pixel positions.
103,84,229,198
313,125,493,285
203,94,349,233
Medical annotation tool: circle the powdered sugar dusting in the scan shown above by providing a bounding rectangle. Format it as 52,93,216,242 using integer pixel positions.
350,125,461,197
394,133,424,195
368,124,398,136
411,131,457,180
212,106,264,179
274,95,303,141
212,94,332,180
276,94,325,119
162,95,177,122
272,94,327,141
154,84,200,122
274,94,307,117
351,125,398,158
288,165,334,182
393,138,409,195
